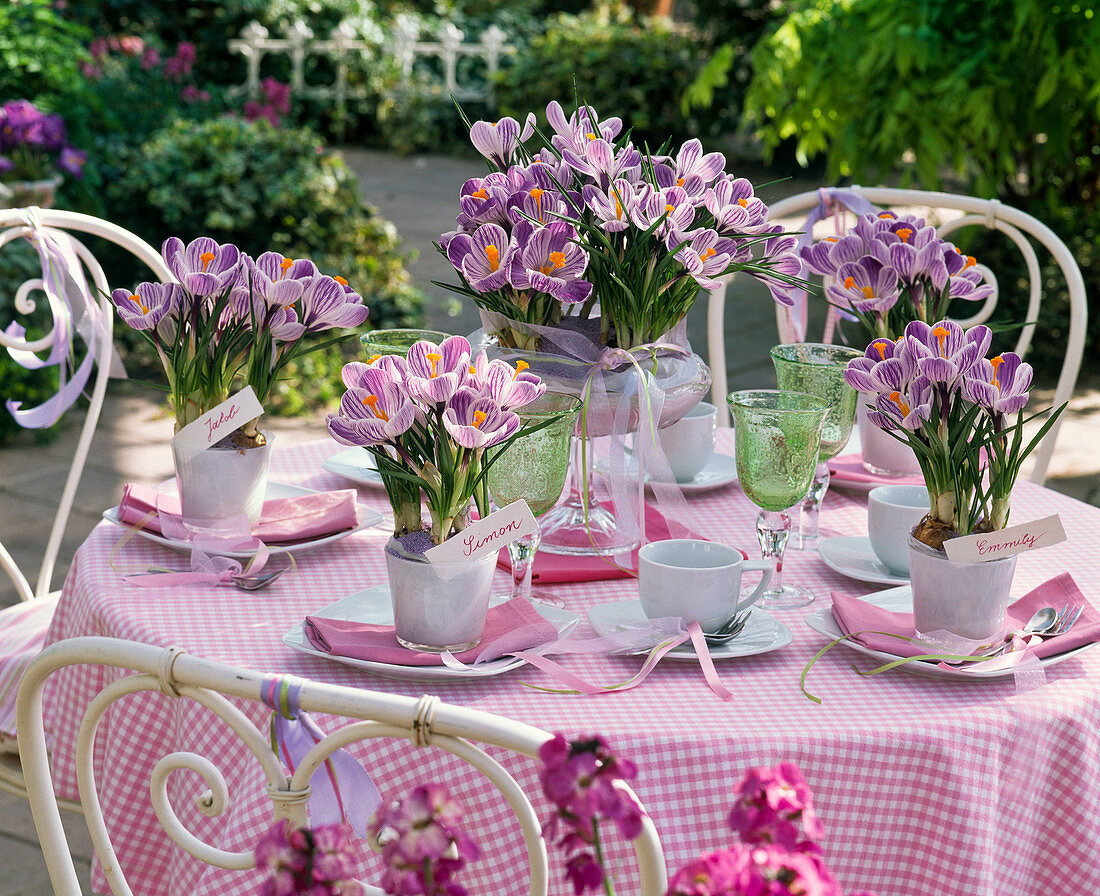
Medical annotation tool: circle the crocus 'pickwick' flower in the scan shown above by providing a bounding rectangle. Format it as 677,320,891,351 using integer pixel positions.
827,258,902,316
905,319,991,387
705,175,770,235
111,282,180,330
963,351,1033,416
507,221,592,304
405,336,472,406
296,273,369,333
442,389,519,449
469,113,535,169
560,138,641,190
327,378,417,446
162,236,241,297
469,352,546,411
446,223,513,293
581,179,636,233
630,184,696,243
674,230,736,290
663,138,726,199
545,100,623,158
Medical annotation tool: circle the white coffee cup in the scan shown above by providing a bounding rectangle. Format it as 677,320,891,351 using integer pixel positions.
867,484,928,576
637,539,772,633
658,402,717,482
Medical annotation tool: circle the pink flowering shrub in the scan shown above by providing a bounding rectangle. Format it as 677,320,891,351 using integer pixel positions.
245,78,293,128
255,820,363,896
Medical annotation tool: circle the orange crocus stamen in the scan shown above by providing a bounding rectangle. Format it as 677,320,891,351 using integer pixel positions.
843,276,856,289
676,177,685,187
426,352,442,377
513,359,529,380
896,228,913,243
873,340,889,360
199,251,215,272
738,198,748,208
129,293,150,314
878,211,897,219
586,133,597,141
485,245,501,272
932,325,950,355
472,188,488,200
888,391,911,416
824,236,839,242
529,187,544,202
665,203,676,215
861,286,875,299
279,258,294,279
963,255,977,269
990,355,1005,389
334,275,348,286
472,410,488,428
548,251,567,269
361,394,389,421
366,354,382,365
701,247,717,261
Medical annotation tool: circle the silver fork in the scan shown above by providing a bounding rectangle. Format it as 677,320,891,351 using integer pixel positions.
974,601,1085,660
703,610,751,646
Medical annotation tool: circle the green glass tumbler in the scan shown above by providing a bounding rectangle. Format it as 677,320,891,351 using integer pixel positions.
361,328,451,360
770,343,862,548
729,389,829,609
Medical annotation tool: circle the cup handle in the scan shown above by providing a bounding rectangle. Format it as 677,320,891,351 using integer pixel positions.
735,560,773,612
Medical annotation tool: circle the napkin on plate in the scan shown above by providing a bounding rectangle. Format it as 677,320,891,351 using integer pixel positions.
496,502,718,583
828,454,923,486
831,573,1100,659
303,596,558,666
117,483,360,544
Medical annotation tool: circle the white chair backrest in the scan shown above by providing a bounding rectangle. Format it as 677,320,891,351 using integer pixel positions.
16,636,667,896
0,210,171,601
706,187,1087,484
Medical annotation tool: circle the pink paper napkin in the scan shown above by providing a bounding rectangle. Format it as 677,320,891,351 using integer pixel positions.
497,502,718,583
303,597,558,666
828,454,923,486
117,483,360,544
831,573,1100,658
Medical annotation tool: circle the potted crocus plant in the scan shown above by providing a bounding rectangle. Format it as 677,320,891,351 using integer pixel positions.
800,210,995,475
326,335,548,652
113,236,369,527
844,319,1065,639
0,100,86,208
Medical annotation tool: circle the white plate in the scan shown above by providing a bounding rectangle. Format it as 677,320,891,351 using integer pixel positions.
103,482,383,559
805,587,1098,680
323,447,384,488
611,452,739,493
587,600,791,660
819,536,909,586
283,585,580,682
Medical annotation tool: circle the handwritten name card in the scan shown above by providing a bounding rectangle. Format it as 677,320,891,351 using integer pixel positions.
942,514,1066,563
173,386,265,450
424,500,538,565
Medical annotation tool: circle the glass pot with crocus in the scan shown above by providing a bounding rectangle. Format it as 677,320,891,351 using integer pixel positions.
440,100,803,352
800,209,994,341
844,319,1065,549
112,236,370,447
326,335,550,545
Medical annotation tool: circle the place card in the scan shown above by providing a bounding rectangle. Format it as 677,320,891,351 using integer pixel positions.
424,500,538,565
942,514,1066,563
172,386,265,450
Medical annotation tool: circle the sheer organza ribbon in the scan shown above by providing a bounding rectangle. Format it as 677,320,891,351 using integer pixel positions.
3,208,117,428
478,311,698,564
781,188,880,345
261,676,381,837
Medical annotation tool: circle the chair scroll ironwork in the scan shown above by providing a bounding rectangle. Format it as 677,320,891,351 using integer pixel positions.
17,636,668,896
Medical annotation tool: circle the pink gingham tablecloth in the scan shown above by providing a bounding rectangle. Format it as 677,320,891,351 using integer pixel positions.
43,432,1100,896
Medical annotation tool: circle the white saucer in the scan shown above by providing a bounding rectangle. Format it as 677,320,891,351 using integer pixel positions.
323,447,384,488
587,600,791,660
614,452,739,493
103,483,383,559
284,586,580,682
805,587,1097,681
819,536,909,586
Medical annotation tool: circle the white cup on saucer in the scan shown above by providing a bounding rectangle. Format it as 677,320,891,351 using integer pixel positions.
658,402,717,482
637,539,772,633
867,485,928,576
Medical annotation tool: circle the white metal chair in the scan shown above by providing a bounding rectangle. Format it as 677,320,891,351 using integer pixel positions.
16,636,668,896
0,209,171,796
706,188,1087,485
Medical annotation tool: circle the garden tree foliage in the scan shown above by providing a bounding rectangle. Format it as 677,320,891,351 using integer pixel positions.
744,0,1100,374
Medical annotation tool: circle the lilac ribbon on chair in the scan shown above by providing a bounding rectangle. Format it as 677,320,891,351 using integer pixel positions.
781,189,880,344
478,311,697,564
262,676,381,837
4,208,112,428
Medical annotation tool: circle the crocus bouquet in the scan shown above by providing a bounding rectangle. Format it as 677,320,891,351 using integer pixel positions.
845,319,1064,547
112,236,369,443
440,101,802,352
800,210,993,340
326,335,547,544
0,100,86,185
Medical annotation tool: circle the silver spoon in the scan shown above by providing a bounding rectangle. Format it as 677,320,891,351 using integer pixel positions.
972,606,1058,657
703,610,751,646
231,561,290,590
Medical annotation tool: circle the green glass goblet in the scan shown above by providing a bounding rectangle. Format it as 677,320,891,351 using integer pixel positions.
485,392,582,608
729,389,830,609
361,328,451,360
770,343,862,549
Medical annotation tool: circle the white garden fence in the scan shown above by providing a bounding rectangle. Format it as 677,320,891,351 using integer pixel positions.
227,18,513,125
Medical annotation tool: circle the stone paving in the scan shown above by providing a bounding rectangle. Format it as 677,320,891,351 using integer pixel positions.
0,148,1096,893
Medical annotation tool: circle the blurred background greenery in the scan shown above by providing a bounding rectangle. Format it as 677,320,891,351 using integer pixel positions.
2,0,1096,445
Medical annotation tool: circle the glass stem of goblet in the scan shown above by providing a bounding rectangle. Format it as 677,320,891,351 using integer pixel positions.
756,509,792,593
798,461,831,548
507,530,541,602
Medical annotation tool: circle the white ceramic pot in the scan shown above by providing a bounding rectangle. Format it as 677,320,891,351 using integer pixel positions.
908,535,1018,641
857,403,922,476
0,175,63,209
171,432,272,530
384,539,497,652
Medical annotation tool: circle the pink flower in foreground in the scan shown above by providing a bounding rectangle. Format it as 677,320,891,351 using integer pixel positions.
728,761,824,850
255,821,362,896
